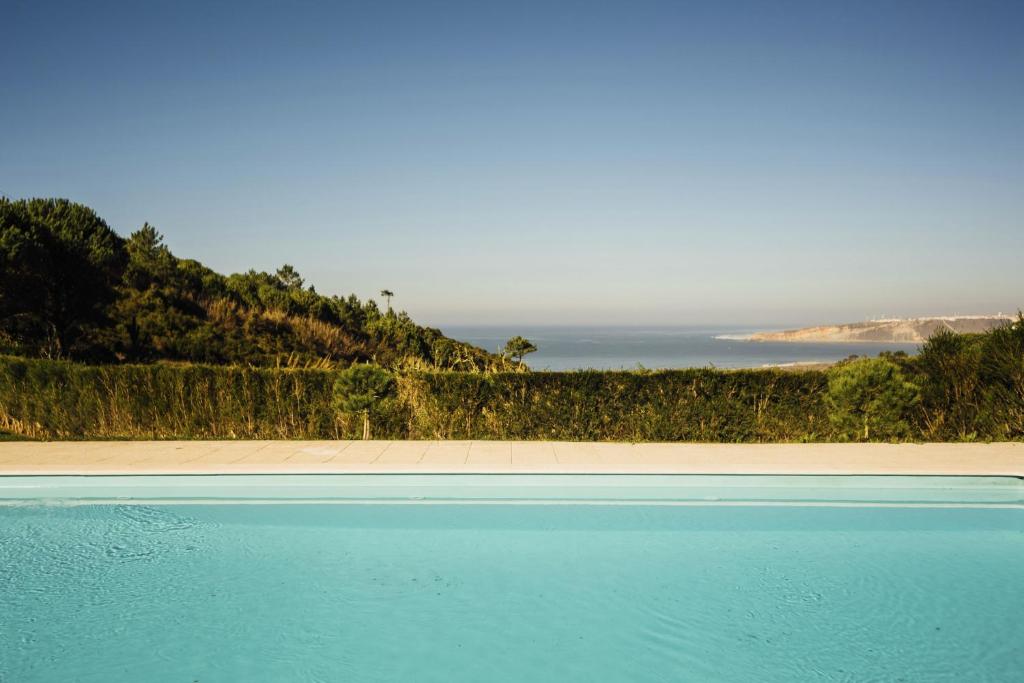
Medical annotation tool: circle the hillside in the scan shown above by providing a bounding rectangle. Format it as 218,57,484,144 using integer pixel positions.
0,198,497,369
747,316,1013,343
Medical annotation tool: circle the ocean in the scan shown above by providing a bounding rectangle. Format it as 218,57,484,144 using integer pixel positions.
441,325,920,371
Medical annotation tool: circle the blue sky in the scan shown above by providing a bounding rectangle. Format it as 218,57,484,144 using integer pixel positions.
3,0,1022,326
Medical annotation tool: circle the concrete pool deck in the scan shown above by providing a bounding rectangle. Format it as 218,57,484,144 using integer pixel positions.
0,441,1022,476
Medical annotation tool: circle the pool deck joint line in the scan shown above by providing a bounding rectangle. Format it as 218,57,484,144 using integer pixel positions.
1,441,1022,476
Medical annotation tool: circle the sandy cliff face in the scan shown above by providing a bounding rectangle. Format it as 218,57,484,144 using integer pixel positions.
748,316,1012,343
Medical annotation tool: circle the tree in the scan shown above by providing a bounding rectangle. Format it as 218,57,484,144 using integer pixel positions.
826,357,920,441
380,289,394,313
276,264,304,290
0,198,125,359
332,364,395,439
0,198,498,369
503,336,537,367
115,223,177,359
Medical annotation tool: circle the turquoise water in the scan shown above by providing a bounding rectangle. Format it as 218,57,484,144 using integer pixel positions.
1,478,1022,681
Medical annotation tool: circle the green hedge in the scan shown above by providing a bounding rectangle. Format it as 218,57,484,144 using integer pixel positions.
0,356,337,439
0,356,830,441
3,320,1022,442
398,369,830,442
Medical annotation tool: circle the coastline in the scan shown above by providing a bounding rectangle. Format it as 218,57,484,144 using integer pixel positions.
758,360,834,371
740,315,1012,344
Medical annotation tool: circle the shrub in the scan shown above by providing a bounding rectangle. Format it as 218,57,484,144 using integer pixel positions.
332,364,396,439
913,331,984,439
826,358,920,441
977,315,1024,438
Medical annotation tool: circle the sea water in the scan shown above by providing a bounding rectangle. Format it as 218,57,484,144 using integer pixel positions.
442,325,920,370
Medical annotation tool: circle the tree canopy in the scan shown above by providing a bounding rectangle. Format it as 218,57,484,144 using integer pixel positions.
0,198,125,359
0,198,496,369
503,336,538,366
826,357,919,441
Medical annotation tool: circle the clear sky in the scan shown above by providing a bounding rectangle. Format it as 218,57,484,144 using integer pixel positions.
3,0,1022,326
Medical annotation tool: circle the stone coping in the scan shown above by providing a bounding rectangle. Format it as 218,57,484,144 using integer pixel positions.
1,441,1022,476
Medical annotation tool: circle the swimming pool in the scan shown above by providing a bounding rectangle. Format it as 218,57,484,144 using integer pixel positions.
2,475,1022,681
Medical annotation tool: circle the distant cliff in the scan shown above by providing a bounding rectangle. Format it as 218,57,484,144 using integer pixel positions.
747,316,1013,343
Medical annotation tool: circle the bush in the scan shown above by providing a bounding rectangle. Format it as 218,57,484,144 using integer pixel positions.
977,316,1024,439
826,358,920,441
332,364,397,439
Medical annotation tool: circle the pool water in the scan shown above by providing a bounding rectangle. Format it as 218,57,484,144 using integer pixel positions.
1,476,1022,682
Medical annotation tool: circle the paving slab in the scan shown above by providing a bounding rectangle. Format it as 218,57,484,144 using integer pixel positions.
466,441,512,467
512,441,559,468
419,441,473,467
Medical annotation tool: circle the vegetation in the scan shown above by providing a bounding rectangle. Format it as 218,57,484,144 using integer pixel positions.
399,368,828,441
912,321,1024,440
0,198,497,370
0,356,336,440
2,317,1021,441
826,358,919,441
2,197,1021,443
332,364,396,439
502,336,538,366
380,290,394,312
